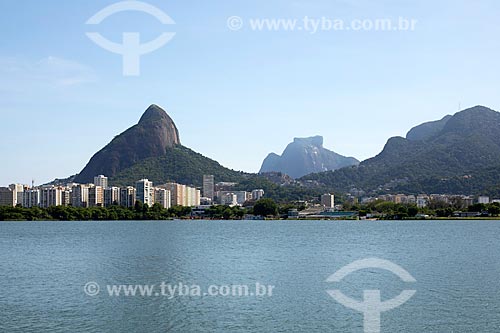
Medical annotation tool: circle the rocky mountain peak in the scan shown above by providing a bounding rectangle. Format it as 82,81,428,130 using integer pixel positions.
260,135,359,178
73,104,181,183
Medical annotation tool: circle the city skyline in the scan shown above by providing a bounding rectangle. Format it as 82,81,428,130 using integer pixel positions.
0,173,275,210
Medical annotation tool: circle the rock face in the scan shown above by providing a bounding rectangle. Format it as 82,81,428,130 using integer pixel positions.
73,104,180,183
302,106,500,195
259,135,359,178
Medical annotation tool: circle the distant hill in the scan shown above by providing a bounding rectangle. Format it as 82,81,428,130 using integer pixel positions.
301,106,500,196
406,114,452,141
73,105,246,186
259,136,359,178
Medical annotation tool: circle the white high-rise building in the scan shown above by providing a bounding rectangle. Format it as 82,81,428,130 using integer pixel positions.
321,193,335,208
40,186,63,208
218,191,247,205
94,175,108,189
478,196,490,204
71,184,91,207
120,187,136,208
104,187,121,207
251,189,265,201
163,183,200,207
416,195,428,208
154,188,171,209
23,187,40,208
61,188,71,206
9,184,24,206
88,186,104,207
136,179,154,207
220,193,238,206
164,183,186,206
22,188,40,208
186,186,201,207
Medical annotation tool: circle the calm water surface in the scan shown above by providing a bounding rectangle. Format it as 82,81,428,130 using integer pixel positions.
1,220,500,332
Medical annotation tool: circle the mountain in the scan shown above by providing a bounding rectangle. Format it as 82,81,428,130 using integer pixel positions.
61,104,326,202
406,114,452,141
301,106,500,196
73,105,245,186
259,136,359,178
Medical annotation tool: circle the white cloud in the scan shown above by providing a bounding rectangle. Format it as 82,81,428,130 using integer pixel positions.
0,56,97,90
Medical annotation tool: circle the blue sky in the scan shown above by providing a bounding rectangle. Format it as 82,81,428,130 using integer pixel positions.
1,0,500,186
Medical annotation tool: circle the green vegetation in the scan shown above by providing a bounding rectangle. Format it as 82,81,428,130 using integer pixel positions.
301,106,500,196
253,198,279,217
203,205,247,220
0,198,291,221
345,200,500,219
74,104,182,183
2,199,499,221
347,201,421,219
0,203,191,221
110,145,248,187
233,176,326,203
110,149,325,203
0,198,284,221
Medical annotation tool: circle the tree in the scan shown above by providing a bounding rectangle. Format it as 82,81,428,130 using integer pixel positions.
222,207,234,220
168,205,192,218
468,203,485,212
488,204,500,216
407,205,419,217
253,198,278,217
134,201,144,213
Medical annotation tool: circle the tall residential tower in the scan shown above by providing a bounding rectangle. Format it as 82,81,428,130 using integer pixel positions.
203,175,215,201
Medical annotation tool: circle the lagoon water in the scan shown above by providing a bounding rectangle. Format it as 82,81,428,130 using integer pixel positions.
1,220,500,332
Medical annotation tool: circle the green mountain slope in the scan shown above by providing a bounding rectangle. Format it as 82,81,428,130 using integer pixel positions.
302,106,500,195
109,145,246,187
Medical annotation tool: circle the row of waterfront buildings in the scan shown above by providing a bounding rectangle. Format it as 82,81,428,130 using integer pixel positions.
0,175,266,209
201,175,264,206
356,193,498,208
0,176,200,209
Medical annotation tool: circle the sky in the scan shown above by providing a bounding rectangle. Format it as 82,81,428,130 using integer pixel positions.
1,0,500,186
